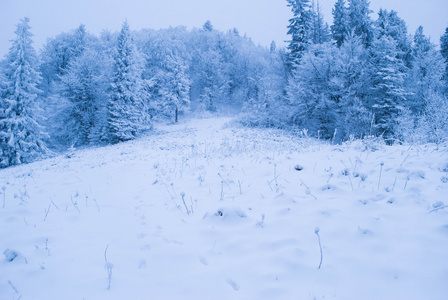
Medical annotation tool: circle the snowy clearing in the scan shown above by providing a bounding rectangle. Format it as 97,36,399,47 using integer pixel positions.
1,116,448,299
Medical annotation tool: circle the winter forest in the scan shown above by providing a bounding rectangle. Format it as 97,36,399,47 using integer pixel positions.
1,1,448,298
0,0,448,167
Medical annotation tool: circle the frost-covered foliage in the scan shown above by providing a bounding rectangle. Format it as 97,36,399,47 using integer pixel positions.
331,0,350,48
286,37,371,140
107,21,149,143
59,50,111,146
309,1,331,45
347,0,374,47
397,92,448,144
239,47,287,128
368,35,407,140
442,27,448,82
0,18,47,168
375,9,412,67
286,0,312,68
39,24,98,95
285,1,447,143
1,0,448,168
142,33,191,122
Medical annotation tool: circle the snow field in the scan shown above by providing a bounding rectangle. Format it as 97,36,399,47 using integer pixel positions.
1,117,448,299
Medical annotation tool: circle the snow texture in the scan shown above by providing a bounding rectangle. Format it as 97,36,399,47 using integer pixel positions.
1,116,448,299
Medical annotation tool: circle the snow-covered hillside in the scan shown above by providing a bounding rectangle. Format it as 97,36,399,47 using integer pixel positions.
1,117,448,300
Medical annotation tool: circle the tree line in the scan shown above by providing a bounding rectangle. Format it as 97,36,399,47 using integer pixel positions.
1,0,448,168
279,0,448,144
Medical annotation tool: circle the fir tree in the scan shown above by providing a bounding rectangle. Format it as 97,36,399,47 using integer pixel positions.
348,0,374,47
71,24,88,58
286,0,312,68
270,41,277,53
0,18,47,168
156,54,191,123
407,27,445,112
375,9,411,67
39,24,95,93
286,43,342,138
369,36,407,139
310,0,331,45
331,0,349,47
338,34,372,138
203,20,214,32
107,21,149,143
440,26,448,81
59,49,110,146
413,26,431,54
197,49,227,111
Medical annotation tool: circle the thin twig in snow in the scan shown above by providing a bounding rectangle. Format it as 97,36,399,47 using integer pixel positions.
2,186,6,209
428,205,448,213
104,245,113,290
315,227,323,269
348,174,354,191
8,280,19,294
378,162,384,191
238,180,242,195
218,173,231,189
43,204,51,221
400,154,410,167
50,198,59,209
220,181,224,201
93,199,100,212
71,196,81,213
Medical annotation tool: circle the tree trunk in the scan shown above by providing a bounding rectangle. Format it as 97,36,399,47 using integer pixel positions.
175,106,178,123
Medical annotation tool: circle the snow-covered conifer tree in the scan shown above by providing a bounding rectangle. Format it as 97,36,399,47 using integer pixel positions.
413,26,431,54
286,42,342,137
40,24,95,94
157,54,191,123
270,41,277,53
375,9,411,67
337,35,372,138
59,49,110,146
0,18,47,168
195,49,228,111
286,0,312,68
310,0,331,45
107,21,149,143
369,36,407,139
203,20,214,32
331,0,349,47
407,27,445,112
440,27,448,81
348,0,374,47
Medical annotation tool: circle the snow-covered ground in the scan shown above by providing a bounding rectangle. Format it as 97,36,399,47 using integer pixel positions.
1,116,448,300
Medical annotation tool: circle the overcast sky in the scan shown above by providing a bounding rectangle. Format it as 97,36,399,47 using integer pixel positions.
0,0,447,57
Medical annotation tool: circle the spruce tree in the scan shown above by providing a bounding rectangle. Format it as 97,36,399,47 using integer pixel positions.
203,20,214,32
413,26,432,54
375,9,411,66
286,0,312,68
338,35,372,138
348,0,374,47
310,0,331,45
107,21,148,143
440,26,448,80
157,54,191,123
408,27,446,112
369,36,407,139
0,18,47,168
331,0,349,47
60,49,109,146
